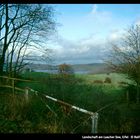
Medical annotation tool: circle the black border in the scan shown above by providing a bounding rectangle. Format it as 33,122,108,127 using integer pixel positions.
0,133,140,140
0,2,140,140
1,0,140,4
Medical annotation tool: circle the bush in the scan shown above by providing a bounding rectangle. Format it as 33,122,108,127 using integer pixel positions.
58,63,74,75
104,77,111,83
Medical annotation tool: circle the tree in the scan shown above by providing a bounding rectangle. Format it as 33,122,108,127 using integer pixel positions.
58,63,74,75
0,4,56,76
106,25,140,103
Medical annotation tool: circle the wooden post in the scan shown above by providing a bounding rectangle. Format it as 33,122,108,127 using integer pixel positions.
25,87,29,102
91,113,98,134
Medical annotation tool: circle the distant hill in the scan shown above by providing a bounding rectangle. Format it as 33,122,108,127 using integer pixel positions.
28,63,57,70
27,63,112,74
71,63,111,74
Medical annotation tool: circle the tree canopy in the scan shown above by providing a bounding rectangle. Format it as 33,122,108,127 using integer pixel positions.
0,4,56,76
107,24,140,103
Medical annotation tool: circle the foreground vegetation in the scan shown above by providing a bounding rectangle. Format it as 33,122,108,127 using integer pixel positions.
0,72,140,133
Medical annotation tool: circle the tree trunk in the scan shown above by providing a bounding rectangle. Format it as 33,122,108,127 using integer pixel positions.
0,47,7,75
0,4,9,75
0,57,4,74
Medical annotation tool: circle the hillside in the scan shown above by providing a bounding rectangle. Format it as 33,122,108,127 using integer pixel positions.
71,63,111,74
27,63,111,74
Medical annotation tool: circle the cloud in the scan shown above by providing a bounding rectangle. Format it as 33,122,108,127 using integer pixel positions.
135,19,140,26
50,27,129,65
91,4,98,14
108,29,124,42
89,4,112,23
47,4,137,64
49,34,109,64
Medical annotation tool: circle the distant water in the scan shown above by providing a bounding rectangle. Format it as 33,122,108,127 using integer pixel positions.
74,70,90,74
34,69,89,74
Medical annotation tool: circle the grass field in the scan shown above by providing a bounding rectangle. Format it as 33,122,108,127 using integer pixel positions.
0,72,140,133
76,73,132,86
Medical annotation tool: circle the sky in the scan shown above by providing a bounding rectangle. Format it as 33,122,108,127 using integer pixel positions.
46,4,140,65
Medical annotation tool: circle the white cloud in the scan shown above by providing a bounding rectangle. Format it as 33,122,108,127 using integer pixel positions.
107,29,125,42
135,19,140,26
48,33,109,64
91,4,98,14
40,28,127,64
89,4,112,23
50,27,130,64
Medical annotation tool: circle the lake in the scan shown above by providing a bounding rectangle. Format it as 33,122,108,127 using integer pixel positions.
34,69,90,74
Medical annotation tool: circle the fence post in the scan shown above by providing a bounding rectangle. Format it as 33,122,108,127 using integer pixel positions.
91,113,98,133
25,87,29,102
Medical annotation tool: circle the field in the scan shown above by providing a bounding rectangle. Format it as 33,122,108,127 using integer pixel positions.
76,73,132,84
0,72,140,133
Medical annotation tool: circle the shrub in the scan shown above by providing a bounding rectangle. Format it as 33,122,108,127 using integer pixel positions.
58,63,74,75
104,77,111,83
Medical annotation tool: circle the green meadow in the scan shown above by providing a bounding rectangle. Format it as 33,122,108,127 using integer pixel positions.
0,72,139,133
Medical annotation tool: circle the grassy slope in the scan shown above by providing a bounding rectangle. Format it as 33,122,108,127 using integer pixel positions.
19,72,136,114
19,72,140,132
76,73,131,85
0,72,139,133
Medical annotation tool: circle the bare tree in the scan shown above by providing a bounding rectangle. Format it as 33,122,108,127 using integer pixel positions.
0,4,56,76
106,25,140,103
